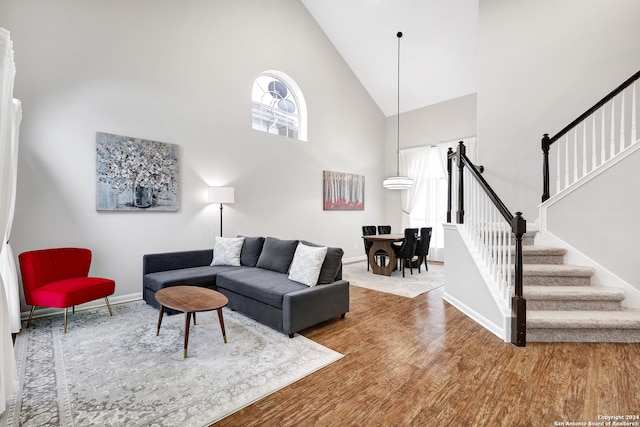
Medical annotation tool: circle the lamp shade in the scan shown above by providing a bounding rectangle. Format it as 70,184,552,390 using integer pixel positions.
383,176,413,190
208,187,235,204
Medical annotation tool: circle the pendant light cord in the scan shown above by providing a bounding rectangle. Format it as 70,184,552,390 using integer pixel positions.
396,31,402,176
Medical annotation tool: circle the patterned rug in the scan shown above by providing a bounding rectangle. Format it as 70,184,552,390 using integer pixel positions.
343,260,444,298
1,300,342,426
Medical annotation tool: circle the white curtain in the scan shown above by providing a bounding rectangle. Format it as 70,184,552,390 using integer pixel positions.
0,27,20,416
399,137,477,262
1,99,21,333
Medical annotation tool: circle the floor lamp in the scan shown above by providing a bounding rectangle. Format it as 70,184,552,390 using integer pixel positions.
208,187,235,237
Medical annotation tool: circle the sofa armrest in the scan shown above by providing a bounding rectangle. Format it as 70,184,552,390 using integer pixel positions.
282,280,350,335
142,249,213,275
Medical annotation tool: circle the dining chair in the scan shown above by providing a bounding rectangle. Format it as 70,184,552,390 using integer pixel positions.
377,225,392,235
362,226,377,271
393,228,419,277
19,247,116,333
414,227,433,273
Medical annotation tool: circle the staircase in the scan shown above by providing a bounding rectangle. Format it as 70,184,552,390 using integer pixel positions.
522,232,640,342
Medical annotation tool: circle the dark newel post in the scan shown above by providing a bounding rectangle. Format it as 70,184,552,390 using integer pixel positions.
511,212,527,347
542,133,550,202
447,147,453,223
456,142,465,224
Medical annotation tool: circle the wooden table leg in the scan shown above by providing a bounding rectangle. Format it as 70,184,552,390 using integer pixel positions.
184,312,192,358
156,305,165,336
217,308,227,343
369,241,396,276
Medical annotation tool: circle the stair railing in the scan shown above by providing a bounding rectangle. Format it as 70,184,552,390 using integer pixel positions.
447,141,527,346
542,70,640,202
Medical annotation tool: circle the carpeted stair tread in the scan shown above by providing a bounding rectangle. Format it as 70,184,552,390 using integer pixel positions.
521,246,566,255
521,246,567,265
524,286,625,301
528,309,640,329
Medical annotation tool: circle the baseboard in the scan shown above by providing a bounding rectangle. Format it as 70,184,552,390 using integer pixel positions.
20,292,143,321
443,291,508,342
343,256,367,265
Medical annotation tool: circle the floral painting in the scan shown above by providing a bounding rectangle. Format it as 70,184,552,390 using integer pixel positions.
96,132,179,211
323,170,364,211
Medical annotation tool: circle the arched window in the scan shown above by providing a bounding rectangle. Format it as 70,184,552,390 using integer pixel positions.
251,70,307,141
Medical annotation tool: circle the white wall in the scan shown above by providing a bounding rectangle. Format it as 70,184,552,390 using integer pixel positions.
478,0,640,221
2,0,388,308
443,224,508,341
384,93,477,229
545,146,640,291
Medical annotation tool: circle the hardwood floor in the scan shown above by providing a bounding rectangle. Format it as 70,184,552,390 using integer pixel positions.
213,284,640,427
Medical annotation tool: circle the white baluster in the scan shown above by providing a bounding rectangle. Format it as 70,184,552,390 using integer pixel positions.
573,130,578,183
488,205,493,272
632,82,637,145
499,222,504,293
601,108,606,164
610,99,616,157
483,192,488,261
471,172,477,244
504,221,510,299
591,116,597,172
492,207,497,278
497,221,503,291
620,91,626,151
507,228,512,290
564,134,569,190
582,121,587,178
556,139,561,194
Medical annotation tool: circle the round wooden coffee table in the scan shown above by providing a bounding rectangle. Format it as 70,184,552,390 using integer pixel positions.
155,286,229,358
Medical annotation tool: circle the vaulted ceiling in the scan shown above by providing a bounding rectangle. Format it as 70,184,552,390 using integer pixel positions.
301,0,478,117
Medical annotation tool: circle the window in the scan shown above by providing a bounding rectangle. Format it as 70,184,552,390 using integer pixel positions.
400,137,477,262
251,70,307,141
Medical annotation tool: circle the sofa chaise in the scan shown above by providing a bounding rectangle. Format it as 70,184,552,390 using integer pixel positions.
142,236,349,337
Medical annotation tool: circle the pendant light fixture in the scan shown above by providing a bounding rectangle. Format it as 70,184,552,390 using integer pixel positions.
383,31,413,190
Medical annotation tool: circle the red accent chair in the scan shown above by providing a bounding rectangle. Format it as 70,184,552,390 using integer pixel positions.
18,248,115,333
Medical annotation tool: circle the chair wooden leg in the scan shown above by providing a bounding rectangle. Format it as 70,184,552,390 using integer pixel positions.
104,297,113,316
64,307,68,333
26,306,36,329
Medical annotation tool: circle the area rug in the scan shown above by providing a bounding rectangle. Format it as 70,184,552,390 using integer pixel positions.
343,260,444,298
1,300,343,427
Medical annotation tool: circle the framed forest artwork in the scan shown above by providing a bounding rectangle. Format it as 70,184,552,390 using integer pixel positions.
323,170,364,211
96,132,179,211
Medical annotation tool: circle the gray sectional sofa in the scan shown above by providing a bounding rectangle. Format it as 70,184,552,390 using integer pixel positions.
142,236,349,337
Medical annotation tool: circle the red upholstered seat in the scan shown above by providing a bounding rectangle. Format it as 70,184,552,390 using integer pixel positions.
19,248,115,333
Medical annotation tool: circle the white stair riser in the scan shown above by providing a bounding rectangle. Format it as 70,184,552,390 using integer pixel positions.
527,300,622,311
523,255,565,264
527,328,640,343
524,276,591,286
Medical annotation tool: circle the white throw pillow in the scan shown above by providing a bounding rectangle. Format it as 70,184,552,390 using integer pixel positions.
210,236,245,266
288,242,328,287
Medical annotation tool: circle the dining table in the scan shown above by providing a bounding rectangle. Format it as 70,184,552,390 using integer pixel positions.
361,233,405,276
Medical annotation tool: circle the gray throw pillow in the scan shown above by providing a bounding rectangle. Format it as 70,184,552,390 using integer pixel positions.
256,237,299,273
301,240,344,284
238,236,265,267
